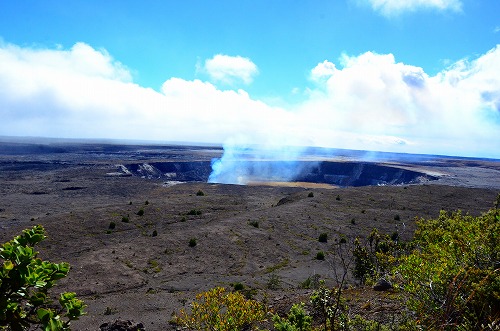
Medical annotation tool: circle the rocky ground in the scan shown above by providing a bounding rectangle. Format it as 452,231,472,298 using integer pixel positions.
0,142,499,330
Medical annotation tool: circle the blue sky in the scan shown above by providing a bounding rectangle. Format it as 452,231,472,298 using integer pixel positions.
0,0,499,158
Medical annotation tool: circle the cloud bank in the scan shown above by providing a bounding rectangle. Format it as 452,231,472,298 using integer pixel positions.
0,41,499,159
362,0,462,16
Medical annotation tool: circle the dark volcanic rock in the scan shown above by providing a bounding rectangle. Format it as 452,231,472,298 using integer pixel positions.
100,320,145,331
373,278,392,291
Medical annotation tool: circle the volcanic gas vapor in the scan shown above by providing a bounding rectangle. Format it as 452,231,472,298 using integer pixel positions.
208,139,318,185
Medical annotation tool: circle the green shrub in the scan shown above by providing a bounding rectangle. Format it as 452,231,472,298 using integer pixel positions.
137,209,144,216
196,190,205,196
121,215,129,223
308,192,314,198
318,233,328,243
232,282,244,291
173,287,267,331
0,225,86,330
316,251,325,260
145,200,149,205
311,284,348,331
187,209,202,216
267,273,282,290
336,195,341,201
273,302,312,331
152,230,158,237
248,220,259,228
396,207,500,329
299,274,320,289
352,238,375,283
108,221,116,230
189,238,197,247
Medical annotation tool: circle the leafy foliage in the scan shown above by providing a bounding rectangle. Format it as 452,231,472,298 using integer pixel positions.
173,287,267,331
273,303,312,331
0,225,86,330
310,284,348,331
396,207,500,329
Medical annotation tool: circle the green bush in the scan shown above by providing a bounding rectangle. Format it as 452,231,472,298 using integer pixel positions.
232,282,244,291
189,238,197,247
121,216,129,223
318,233,328,243
273,302,312,331
187,209,202,216
196,190,205,196
137,209,144,216
108,221,116,230
299,274,320,289
316,251,325,260
248,220,259,228
308,192,314,198
267,273,282,290
0,225,86,330
396,207,500,329
173,287,267,331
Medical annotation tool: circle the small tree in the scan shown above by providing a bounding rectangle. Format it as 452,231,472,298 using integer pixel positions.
0,225,86,330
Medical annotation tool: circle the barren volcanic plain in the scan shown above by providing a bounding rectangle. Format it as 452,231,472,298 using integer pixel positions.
1,139,499,330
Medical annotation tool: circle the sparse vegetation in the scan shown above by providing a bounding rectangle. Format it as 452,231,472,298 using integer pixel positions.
267,273,282,290
299,274,321,289
121,215,129,223
187,209,202,216
108,221,116,230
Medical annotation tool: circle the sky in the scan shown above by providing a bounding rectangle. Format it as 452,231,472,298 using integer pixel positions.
0,0,499,158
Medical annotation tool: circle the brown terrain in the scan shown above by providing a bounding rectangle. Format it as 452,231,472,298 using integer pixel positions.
0,140,499,330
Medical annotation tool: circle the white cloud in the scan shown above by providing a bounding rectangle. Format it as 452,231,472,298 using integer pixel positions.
0,42,276,143
362,0,462,16
203,54,258,85
310,60,337,82
0,41,499,158
297,46,500,157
